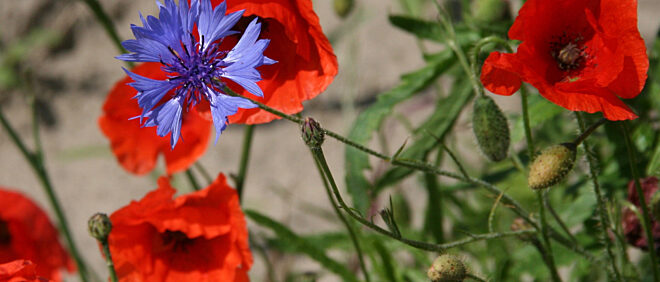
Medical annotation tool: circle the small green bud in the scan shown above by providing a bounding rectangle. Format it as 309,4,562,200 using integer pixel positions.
472,95,510,162
427,254,467,282
528,143,577,190
88,213,112,241
651,190,660,221
333,0,354,18
301,117,325,148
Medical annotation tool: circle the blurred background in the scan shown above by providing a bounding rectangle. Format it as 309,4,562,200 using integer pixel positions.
1,0,659,281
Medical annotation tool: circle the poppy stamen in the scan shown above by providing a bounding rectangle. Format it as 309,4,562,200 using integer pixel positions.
161,230,195,253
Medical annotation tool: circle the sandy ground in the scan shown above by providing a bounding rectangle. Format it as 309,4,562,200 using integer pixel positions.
1,0,659,281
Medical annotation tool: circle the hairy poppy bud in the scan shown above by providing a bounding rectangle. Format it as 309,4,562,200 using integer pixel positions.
88,213,112,241
301,117,325,148
528,143,577,190
333,0,354,18
427,254,467,282
472,95,510,162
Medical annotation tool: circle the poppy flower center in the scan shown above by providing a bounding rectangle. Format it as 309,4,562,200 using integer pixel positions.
550,35,586,71
160,230,196,252
0,219,10,245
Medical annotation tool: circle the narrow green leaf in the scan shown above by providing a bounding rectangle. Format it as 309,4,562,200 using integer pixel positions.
374,78,473,191
388,15,444,41
373,239,398,282
345,50,456,213
245,210,359,282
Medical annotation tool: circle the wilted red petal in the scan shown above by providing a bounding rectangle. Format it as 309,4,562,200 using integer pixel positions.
99,63,212,175
0,189,74,281
221,0,338,124
108,173,252,281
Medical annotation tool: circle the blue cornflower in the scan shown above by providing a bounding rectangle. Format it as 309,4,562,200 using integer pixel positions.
117,0,275,148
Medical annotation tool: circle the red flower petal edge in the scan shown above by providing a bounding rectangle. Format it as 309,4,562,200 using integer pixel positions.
0,260,52,282
0,189,74,281
108,173,252,281
221,0,339,124
480,0,648,120
99,62,212,175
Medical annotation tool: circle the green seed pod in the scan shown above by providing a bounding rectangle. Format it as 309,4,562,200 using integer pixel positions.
427,254,467,282
301,117,325,148
333,0,354,18
88,213,112,241
472,95,510,162
528,143,577,190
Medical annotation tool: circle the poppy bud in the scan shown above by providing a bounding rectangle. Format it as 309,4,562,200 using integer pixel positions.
301,117,325,148
528,143,577,190
333,0,354,18
472,95,510,162
88,213,112,241
427,254,467,282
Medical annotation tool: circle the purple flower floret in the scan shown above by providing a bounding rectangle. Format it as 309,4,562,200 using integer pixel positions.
117,0,275,148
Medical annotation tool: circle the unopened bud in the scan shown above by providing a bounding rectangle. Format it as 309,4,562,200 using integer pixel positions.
88,213,112,241
472,95,510,162
427,254,467,282
528,143,577,190
333,0,354,18
301,117,325,148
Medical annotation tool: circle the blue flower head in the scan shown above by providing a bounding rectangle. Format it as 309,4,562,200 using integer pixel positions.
117,0,275,148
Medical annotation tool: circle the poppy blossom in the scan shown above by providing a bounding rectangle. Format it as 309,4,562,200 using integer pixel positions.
622,177,660,254
108,173,252,281
0,188,75,281
0,260,51,282
480,0,648,120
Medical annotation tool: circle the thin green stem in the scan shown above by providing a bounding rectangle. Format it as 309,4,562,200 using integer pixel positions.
312,148,371,282
520,85,535,159
0,108,89,282
185,169,201,191
622,121,660,282
536,192,562,282
309,146,535,252
576,113,621,281
236,125,255,201
80,0,126,55
100,239,118,282
193,162,213,184
467,273,488,282
544,194,578,245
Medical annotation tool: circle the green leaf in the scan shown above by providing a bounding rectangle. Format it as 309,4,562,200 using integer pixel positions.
374,78,473,191
344,50,456,213
388,15,444,41
556,187,597,227
245,210,359,282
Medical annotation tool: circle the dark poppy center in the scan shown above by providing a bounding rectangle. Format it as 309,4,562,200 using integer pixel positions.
160,230,196,252
549,34,586,71
0,219,10,245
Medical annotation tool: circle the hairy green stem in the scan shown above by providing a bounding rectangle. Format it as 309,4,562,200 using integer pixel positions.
467,273,488,282
236,125,255,201
537,192,561,282
0,108,89,282
622,121,660,281
544,195,578,245
576,113,621,281
311,148,371,282
100,239,118,282
520,85,535,159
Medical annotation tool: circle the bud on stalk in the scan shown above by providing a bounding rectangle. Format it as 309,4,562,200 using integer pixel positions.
528,143,577,190
427,254,467,282
472,95,510,162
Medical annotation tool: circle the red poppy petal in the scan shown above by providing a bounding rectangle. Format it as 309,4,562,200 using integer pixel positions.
542,80,637,120
224,0,338,124
480,52,522,96
0,260,51,282
99,63,212,175
607,34,649,99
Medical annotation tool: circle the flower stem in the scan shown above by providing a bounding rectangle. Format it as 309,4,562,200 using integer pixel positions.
100,239,118,282
467,273,488,282
193,162,213,184
236,125,255,202
576,113,622,281
311,147,371,282
79,0,126,55
0,108,89,282
185,169,201,191
536,191,562,282
621,121,660,282
520,85,535,159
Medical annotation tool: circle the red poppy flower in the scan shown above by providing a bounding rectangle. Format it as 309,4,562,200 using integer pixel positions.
0,188,75,281
0,260,51,282
108,173,252,281
480,0,648,120
101,0,337,174
99,63,213,175
622,177,660,254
